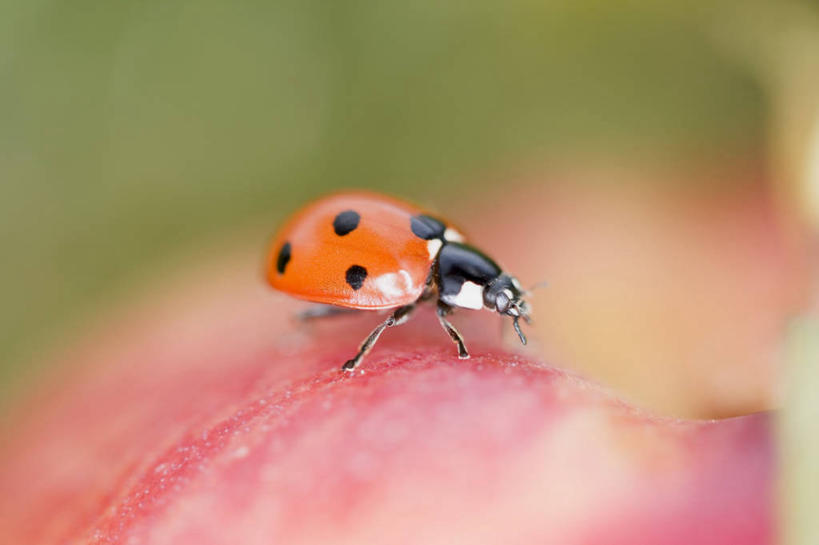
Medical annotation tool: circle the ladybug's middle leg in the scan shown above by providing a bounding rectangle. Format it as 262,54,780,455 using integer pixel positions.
341,304,415,371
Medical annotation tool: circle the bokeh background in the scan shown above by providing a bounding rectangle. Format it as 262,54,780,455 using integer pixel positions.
1,0,818,539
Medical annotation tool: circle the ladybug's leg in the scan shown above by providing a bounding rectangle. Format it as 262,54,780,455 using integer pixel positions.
297,304,359,322
436,303,469,359
342,304,415,371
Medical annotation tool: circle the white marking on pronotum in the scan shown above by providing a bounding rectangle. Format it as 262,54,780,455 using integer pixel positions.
444,228,464,242
373,270,413,299
449,281,484,310
427,238,443,259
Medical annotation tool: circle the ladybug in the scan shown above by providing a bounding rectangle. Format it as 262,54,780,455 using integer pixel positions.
266,191,531,371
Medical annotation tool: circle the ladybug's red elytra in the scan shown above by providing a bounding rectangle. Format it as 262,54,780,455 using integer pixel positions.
267,191,532,371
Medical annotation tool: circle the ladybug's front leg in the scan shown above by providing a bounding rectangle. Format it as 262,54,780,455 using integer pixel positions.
436,303,469,359
341,304,415,371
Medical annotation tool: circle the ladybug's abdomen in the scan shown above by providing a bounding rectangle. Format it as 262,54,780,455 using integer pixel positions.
267,192,445,309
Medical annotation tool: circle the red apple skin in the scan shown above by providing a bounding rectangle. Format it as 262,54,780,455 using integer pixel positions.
0,256,773,545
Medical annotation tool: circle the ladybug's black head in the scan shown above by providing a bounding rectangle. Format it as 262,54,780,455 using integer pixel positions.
483,273,531,345
435,242,532,345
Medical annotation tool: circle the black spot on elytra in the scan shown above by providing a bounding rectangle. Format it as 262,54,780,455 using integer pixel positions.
276,242,291,274
345,265,367,290
333,210,360,236
410,215,446,240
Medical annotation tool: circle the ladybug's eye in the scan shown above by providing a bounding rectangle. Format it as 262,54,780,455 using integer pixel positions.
495,291,511,313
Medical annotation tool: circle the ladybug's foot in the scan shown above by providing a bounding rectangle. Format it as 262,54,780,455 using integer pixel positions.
341,304,415,372
436,305,470,359
341,358,359,372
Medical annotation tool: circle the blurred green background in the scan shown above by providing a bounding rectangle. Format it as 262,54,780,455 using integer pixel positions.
3,0,813,403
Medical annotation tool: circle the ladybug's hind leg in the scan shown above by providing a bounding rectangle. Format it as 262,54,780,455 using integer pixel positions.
342,304,415,371
436,303,469,359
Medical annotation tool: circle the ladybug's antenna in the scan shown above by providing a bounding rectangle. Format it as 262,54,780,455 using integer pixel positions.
526,280,549,294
